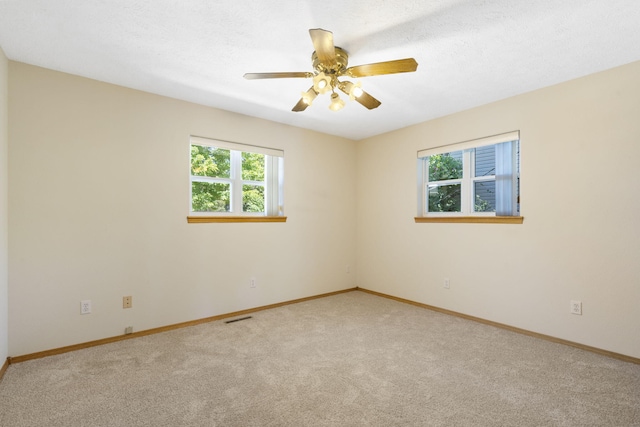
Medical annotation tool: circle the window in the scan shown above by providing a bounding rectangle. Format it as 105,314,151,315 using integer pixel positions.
417,131,520,219
189,136,284,218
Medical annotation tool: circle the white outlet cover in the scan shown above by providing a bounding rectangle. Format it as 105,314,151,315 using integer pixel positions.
80,300,92,314
570,300,582,315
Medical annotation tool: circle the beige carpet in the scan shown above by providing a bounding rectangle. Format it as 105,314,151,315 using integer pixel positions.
1,291,639,426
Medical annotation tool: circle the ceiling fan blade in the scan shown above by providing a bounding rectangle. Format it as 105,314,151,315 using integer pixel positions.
345,58,418,77
353,90,381,110
292,98,309,112
244,72,313,80
338,81,381,110
309,28,337,69
292,87,318,112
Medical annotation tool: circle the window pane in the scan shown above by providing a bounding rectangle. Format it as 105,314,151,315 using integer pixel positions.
242,152,265,181
474,180,496,212
242,184,265,213
190,145,231,178
428,183,461,212
428,151,463,182
191,182,230,212
474,145,495,177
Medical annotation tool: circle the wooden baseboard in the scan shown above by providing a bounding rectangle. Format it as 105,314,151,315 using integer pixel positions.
8,287,358,364
0,357,8,381
357,287,640,365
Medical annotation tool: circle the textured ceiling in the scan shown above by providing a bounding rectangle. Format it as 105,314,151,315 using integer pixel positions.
1,0,639,140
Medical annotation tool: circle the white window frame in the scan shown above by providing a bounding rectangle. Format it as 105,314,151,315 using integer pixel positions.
417,131,519,217
189,136,284,217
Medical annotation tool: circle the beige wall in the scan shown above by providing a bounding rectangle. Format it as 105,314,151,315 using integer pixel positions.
0,47,8,363
7,59,640,360
8,62,357,356
356,61,640,358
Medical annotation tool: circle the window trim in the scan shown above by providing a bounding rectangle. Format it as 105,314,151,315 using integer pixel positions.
187,216,287,223
189,136,284,219
414,216,523,224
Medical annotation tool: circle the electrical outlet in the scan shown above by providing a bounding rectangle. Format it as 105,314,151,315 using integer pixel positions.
570,300,582,315
123,296,132,309
444,278,450,289
80,300,91,314
346,265,350,274
124,326,133,335
250,278,256,288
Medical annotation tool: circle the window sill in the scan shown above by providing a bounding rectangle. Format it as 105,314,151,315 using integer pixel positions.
187,216,287,223
414,216,524,224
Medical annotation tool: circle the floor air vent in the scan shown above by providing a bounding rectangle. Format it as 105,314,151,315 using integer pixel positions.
225,316,252,324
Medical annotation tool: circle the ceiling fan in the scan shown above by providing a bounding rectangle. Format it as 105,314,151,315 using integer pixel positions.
243,28,418,112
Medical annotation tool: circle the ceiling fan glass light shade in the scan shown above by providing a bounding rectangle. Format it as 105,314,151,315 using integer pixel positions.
313,72,332,94
301,89,317,106
349,81,364,100
329,92,345,111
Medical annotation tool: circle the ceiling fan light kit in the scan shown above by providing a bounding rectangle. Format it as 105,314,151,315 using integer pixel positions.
244,28,418,112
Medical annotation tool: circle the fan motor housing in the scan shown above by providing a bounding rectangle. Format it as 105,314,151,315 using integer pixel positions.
312,46,348,74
